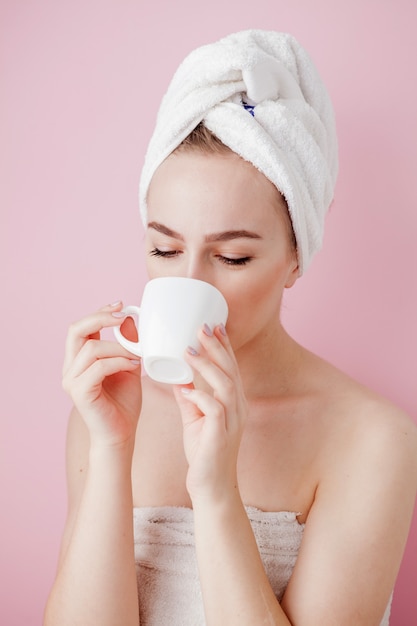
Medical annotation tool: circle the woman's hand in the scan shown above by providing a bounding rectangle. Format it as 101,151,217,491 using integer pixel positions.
62,302,142,449
173,324,248,503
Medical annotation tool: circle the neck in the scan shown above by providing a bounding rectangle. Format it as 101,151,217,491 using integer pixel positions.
234,322,302,401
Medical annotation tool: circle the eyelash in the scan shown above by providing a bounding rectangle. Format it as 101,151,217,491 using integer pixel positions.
149,248,179,259
149,248,252,266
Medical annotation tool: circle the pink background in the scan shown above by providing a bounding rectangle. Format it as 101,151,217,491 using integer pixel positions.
1,1,416,624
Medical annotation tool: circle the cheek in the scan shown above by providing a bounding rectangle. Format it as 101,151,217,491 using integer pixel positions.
146,258,162,279
221,268,285,345
144,251,174,280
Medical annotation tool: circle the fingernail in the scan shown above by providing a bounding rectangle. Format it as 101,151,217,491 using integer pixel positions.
130,359,141,365
187,346,199,356
219,323,227,336
112,311,126,318
181,387,192,395
110,300,122,307
203,323,213,337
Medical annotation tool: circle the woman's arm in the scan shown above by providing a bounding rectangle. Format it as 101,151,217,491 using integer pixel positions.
44,412,139,626
192,492,292,625
43,304,142,626
174,325,417,626
174,325,292,625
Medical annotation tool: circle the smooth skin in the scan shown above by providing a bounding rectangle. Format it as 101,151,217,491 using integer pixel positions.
44,151,417,626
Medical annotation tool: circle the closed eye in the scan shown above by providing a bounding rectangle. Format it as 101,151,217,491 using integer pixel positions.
217,255,252,266
149,248,181,259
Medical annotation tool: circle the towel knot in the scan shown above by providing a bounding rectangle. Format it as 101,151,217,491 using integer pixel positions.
242,58,305,103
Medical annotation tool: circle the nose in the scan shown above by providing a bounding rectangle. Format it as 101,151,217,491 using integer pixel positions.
183,255,213,285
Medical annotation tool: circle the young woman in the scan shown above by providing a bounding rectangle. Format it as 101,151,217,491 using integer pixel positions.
44,30,417,626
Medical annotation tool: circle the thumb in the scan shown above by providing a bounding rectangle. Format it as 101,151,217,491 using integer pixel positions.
173,384,202,427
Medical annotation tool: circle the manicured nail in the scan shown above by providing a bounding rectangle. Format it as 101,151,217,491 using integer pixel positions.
130,359,141,365
181,387,192,395
203,323,213,336
112,311,126,318
219,323,227,336
110,300,122,307
187,346,199,356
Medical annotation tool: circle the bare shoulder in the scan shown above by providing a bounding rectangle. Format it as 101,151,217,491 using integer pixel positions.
353,389,417,454
345,386,417,488
306,352,417,496
304,348,416,439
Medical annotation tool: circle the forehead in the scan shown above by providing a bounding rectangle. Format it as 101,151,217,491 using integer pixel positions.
146,151,286,233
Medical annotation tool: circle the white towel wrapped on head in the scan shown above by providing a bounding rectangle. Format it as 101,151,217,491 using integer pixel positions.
139,29,339,274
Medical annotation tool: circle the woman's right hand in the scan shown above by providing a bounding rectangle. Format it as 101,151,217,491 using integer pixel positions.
62,302,142,449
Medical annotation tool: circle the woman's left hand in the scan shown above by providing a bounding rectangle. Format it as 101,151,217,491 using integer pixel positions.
173,324,248,504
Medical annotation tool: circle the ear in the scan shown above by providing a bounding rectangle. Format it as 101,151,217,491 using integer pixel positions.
284,257,299,289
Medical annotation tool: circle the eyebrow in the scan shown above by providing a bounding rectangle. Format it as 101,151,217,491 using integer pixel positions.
148,221,262,242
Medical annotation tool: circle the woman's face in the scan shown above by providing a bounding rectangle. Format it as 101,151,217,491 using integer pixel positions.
145,151,299,353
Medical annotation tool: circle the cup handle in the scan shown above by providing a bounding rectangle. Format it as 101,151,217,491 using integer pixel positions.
113,305,142,356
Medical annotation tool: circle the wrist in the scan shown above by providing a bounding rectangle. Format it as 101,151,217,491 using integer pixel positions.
190,483,243,514
89,437,136,466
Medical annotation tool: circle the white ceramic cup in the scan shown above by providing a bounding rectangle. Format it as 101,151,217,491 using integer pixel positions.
113,277,228,384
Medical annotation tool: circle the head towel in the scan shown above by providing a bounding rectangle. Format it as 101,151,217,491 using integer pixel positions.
139,29,338,274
